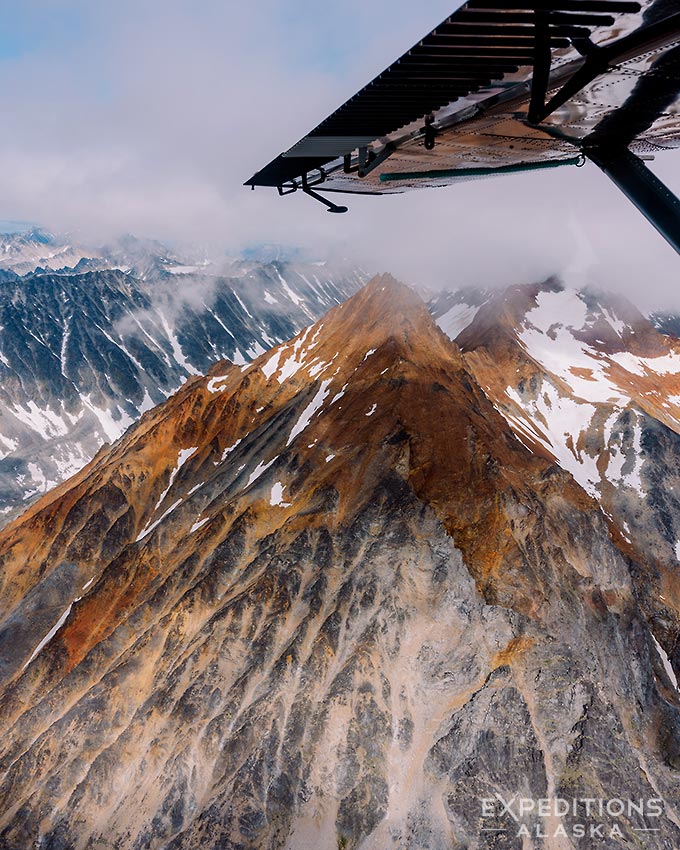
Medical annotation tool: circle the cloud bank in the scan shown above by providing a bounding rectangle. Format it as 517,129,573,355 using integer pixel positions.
2,0,680,308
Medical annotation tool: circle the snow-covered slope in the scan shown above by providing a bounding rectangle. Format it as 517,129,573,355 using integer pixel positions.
428,286,489,340
448,279,680,671
456,282,680,498
0,259,365,522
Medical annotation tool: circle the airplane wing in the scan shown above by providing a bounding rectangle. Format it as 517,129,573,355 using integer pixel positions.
245,1,680,253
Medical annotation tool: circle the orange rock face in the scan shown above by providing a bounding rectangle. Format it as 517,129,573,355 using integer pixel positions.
0,276,679,850
456,280,680,690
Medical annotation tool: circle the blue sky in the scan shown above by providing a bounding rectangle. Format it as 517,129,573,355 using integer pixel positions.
1,1,679,306
0,4,85,60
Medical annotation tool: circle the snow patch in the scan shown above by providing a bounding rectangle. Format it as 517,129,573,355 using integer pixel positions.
155,447,198,509
308,355,337,378
80,396,134,443
232,290,253,319
247,457,276,487
158,311,200,375
23,603,74,670
221,439,242,462
270,481,291,507
10,401,71,440
277,329,313,383
245,341,266,359
136,498,183,542
262,350,282,379
287,379,332,446
610,349,680,378
207,374,230,393
138,389,156,414
436,302,481,340
525,288,589,334
330,384,347,405
22,462,57,499
276,271,303,305
505,383,601,496
652,635,678,690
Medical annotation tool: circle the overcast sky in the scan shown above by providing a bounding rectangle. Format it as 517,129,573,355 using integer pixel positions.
2,0,680,308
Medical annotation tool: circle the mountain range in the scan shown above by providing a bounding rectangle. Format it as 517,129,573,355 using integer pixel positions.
0,276,679,849
0,230,365,524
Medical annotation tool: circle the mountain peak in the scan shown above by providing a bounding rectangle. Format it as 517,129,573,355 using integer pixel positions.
294,273,460,371
457,278,661,357
334,272,428,320
355,271,412,297
1,273,679,849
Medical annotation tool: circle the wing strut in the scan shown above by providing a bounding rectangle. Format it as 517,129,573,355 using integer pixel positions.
585,146,680,255
527,10,552,124
246,1,680,255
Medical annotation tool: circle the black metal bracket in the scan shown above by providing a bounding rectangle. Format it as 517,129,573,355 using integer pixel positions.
358,143,396,178
343,147,370,174
342,143,397,178
422,116,438,150
277,167,325,195
585,145,680,255
343,153,358,174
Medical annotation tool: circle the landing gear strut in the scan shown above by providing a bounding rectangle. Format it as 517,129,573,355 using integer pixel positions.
302,186,348,214
277,172,348,214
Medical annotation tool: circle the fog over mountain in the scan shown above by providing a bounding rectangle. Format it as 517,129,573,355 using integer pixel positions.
2,2,680,307
0,229,365,523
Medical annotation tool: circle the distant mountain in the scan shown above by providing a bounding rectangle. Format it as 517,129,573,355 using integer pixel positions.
428,285,490,339
437,279,680,685
0,228,111,276
0,257,365,522
241,243,304,264
0,277,678,849
0,228,206,278
650,310,680,340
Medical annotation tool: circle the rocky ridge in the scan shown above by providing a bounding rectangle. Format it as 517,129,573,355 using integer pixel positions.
0,277,678,849
449,280,680,697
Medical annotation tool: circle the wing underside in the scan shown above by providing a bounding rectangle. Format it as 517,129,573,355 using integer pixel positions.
246,0,680,197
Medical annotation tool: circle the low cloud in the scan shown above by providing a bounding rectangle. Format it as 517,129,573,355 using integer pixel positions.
2,1,680,310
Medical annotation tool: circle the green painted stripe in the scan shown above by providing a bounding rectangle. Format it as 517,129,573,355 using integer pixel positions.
379,156,582,183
